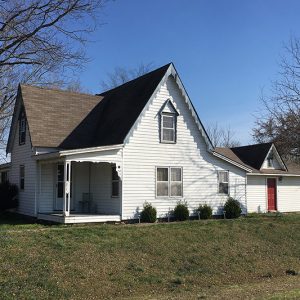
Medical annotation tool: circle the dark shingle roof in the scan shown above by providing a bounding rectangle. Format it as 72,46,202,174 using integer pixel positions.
60,63,171,149
18,63,171,149
230,143,273,170
215,143,300,175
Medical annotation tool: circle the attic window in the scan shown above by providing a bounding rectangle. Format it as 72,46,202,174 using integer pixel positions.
19,111,26,145
161,113,176,143
267,154,274,168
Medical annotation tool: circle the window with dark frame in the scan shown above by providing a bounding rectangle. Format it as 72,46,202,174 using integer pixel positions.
161,113,176,143
112,165,120,197
156,167,182,197
20,165,25,190
218,170,229,194
19,111,26,145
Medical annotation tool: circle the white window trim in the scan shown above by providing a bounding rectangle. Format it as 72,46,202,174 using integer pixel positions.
217,170,229,195
155,166,183,198
161,113,176,143
111,165,120,198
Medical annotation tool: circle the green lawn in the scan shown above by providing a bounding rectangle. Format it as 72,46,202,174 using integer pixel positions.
0,213,299,299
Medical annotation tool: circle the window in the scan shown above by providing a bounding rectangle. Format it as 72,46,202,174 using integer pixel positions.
156,167,182,197
218,171,229,194
19,112,26,145
161,113,176,143
112,165,120,197
20,165,25,190
1,171,8,183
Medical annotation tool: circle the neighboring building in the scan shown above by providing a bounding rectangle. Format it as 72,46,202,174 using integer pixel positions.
1,63,299,223
215,143,300,213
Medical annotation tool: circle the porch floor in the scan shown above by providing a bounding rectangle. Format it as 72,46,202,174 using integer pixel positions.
37,213,121,224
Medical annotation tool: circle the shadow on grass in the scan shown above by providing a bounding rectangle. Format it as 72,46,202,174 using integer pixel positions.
0,211,55,228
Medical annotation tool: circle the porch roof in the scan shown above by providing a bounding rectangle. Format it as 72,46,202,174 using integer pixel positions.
33,144,123,161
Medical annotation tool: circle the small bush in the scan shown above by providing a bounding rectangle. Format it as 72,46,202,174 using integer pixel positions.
197,204,213,219
0,182,19,211
140,202,157,223
224,197,241,219
173,201,189,221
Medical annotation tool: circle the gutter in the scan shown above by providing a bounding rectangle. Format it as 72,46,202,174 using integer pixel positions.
33,144,124,161
247,173,300,177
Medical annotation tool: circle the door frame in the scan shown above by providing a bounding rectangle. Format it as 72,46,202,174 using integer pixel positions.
53,163,74,211
266,177,277,211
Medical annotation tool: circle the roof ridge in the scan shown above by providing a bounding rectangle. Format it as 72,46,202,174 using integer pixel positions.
230,142,273,150
20,84,99,98
98,62,172,95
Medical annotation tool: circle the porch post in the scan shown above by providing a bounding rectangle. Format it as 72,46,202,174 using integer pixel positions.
63,160,71,217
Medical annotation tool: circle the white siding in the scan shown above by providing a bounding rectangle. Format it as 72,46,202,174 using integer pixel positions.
278,177,300,212
122,76,247,219
247,175,300,213
90,163,121,214
9,122,37,216
39,163,54,212
246,176,267,213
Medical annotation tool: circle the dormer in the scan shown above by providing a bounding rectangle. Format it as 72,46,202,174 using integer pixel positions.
261,144,287,171
159,99,179,143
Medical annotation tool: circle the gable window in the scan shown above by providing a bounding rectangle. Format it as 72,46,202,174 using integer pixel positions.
20,165,25,190
19,111,26,145
156,167,182,197
218,170,229,194
161,113,176,143
111,165,120,197
267,154,274,168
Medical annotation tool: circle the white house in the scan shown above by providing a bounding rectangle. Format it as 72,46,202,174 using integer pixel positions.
2,63,300,223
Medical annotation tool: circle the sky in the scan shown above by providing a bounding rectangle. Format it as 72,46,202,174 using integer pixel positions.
77,0,300,145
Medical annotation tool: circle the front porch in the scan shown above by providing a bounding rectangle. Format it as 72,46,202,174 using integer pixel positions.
35,145,123,223
38,213,121,224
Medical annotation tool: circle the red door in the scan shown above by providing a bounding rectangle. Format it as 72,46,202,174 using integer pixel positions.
267,178,277,211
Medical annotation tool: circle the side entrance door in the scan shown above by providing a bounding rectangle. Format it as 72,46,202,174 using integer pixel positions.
54,164,73,211
267,178,277,211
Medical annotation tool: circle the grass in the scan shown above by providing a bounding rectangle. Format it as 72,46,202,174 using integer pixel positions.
0,212,299,299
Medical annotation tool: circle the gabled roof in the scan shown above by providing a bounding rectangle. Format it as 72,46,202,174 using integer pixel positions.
60,63,171,149
7,63,214,153
8,63,215,153
230,143,273,170
7,85,102,151
214,142,300,175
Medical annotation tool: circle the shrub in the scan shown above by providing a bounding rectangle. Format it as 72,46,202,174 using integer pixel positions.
0,182,19,211
197,204,213,219
224,197,241,219
173,201,189,221
140,202,157,223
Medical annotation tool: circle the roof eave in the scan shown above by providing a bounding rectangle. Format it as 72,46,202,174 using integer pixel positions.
212,151,253,172
34,144,124,161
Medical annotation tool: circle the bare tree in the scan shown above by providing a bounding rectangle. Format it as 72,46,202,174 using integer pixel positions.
253,36,300,160
0,0,107,160
101,62,154,91
207,122,241,148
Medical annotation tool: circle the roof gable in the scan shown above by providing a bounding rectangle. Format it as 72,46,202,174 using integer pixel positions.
8,63,214,152
261,144,287,171
230,143,273,170
160,99,179,115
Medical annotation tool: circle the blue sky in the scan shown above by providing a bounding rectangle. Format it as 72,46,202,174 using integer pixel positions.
78,0,300,145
